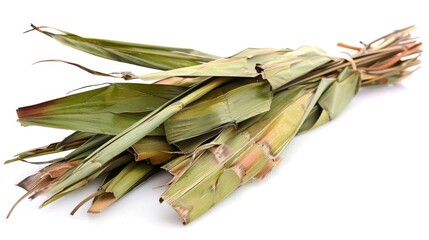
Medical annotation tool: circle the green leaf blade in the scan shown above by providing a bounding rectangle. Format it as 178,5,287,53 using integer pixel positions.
33,25,220,70
17,83,187,135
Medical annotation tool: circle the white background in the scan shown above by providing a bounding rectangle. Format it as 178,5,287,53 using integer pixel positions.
0,1,428,239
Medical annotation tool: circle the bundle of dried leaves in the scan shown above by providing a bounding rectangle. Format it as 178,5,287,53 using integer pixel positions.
6,25,421,224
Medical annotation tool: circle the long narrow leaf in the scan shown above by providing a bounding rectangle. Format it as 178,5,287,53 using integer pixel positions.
5,131,93,164
31,24,220,70
136,46,332,88
18,83,187,135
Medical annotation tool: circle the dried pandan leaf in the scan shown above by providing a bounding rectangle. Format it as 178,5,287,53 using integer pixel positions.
17,83,187,135
5,131,93,164
29,24,219,70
